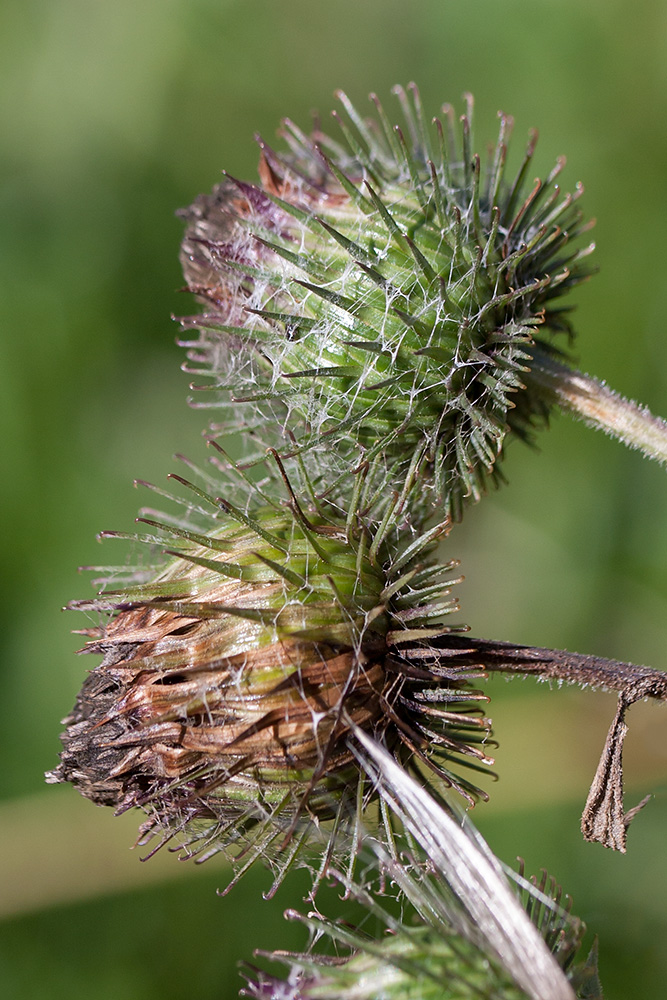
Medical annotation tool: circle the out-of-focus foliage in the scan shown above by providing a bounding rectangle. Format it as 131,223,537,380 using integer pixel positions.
1,1,666,998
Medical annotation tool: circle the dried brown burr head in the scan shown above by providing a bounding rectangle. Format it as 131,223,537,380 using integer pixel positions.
49,486,493,881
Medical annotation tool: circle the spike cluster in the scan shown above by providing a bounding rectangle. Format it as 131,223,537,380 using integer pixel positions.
179,86,595,518
49,465,494,883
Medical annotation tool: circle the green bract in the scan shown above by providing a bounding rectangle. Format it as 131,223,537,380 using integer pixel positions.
179,86,594,518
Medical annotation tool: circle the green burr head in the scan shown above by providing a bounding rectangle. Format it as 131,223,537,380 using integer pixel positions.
179,85,595,519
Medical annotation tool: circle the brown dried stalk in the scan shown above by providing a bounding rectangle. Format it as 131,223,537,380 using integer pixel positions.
420,635,666,851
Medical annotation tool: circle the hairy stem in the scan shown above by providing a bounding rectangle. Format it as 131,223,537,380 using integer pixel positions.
416,635,665,851
416,635,667,703
529,349,667,466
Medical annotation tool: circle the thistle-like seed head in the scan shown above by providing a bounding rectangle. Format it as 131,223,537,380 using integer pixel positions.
245,754,604,1000
246,872,603,1000
48,462,493,887
179,85,595,519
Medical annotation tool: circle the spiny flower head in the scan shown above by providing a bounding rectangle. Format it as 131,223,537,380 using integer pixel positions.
179,85,595,519
246,745,603,1000
48,457,494,889
246,874,602,1000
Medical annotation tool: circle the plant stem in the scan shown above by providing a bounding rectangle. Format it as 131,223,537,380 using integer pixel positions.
412,635,665,852
417,635,667,702
529,348,667,466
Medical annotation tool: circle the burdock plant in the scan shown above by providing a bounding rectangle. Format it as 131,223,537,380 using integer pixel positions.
49,86,667,999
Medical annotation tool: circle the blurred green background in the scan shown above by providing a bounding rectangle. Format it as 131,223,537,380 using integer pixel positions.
2,0,667,996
